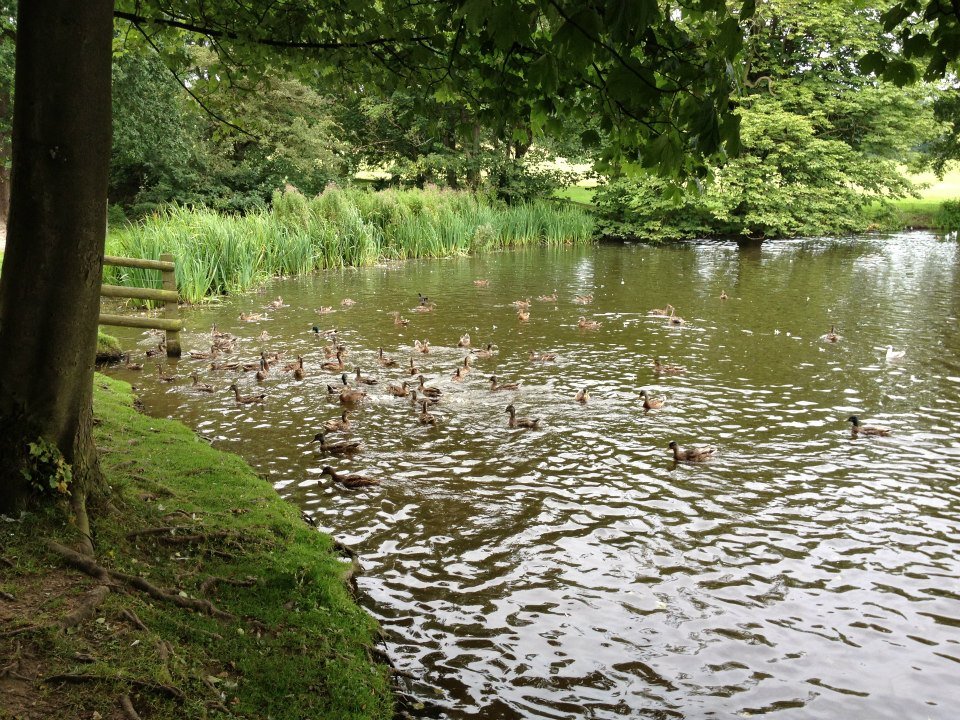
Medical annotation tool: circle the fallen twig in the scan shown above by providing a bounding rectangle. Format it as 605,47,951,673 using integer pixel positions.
120,608,150,632
0,625,41,639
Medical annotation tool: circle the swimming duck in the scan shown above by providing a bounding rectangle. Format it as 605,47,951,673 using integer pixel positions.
847,415,891,436
668,441,716,462
409,389,438,407
653,357,686,375
293,357,305,381
418,399,438,425
312,432,362,456
355,366,378,385
640,389,664,410
418,292,430,306
578,316,601,330
313,325,336,337
321,350,345,372
242,353,267,372
324,410,351,432
411,302,435,313
821,325,840,343
282,355,301,372
390,311,410,326
156,364,176,383
667,308,685,325
255,358,268,382
506,404,540,429
418,375,442,398
490,375,520,391
414,339,431,354
320,465,380,488
517,309,530,322
451,367,465,382
341,298,356,307
316,306,335,314
229,384,266,404
123,353,143,371
211,323,234,340
458,332,471,348
388,380,410,397
573,294,593,304
239,312,265,322
407,356,421,376
537,290,558,302
461,355,473,373
575,387,590,404
210,360,241,371
885,346,905,362
338,381,367,406
266,296,286,309
647,303,674,317
378,347,398,368
529,350,557,362
145,342,166,357
190,345,218,360
191,373,215,392
473,279,490,287
258,330,271,342
472,343,496,358
513,298,531,310
719,290,728,301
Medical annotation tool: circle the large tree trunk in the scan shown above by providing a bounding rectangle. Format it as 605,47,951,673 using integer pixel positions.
0,3,114,517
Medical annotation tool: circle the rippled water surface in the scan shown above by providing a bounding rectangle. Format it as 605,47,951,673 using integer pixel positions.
104,233,960,719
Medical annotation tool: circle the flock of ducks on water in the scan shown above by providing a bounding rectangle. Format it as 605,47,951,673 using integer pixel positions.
122,286,898,488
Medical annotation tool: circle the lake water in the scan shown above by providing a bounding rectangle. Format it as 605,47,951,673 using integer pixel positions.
103,232,960,719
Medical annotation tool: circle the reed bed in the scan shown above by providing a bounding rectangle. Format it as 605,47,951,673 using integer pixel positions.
106,185,594,304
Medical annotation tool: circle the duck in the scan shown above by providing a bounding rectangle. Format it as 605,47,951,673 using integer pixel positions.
473,279,490,287
668,441,716,462
390,311,410,326
190,373,215,392
255,358,269,382
411,302,435,313
319,465,380,488
578,316,601,330
312,432,362,456
517,309,530,322
451,367,465,382
312,325,336,337
528,350,557,362
242,353,267,372
324,410,351,433
639,389,664,410
847,415,891,436
648,303,674,317
513,298,531,310
418,399,438,425
211,324,234,340
210,360,241,371
266,296,286,309
340,298,356,307
123,353,143,371
667,308,685,325
506,404,540,429
653,357,686,375
575,387,590,404
377,347,398,368
145,342,166,357
316,306,335,314
537,290,558,302
282,355,301,372
338,380,367,406
293,357,305,381
406,356,421,376
355,366,378,385
409,389,438,407
418,292,430,306
490,375,520,391
573,293,593,304
417,375,442,398
822,325,840,343
189,345,219,360
458,332,471,348
885,345,905,362
461,355,473,373
239,312,265,322
719,290,728,301
229,384,266,404
321,350,345,372
388,381,410,397
471,343,496,358
156,364,176,383
258,330,271,342
322,341,341,359
414,339,431,354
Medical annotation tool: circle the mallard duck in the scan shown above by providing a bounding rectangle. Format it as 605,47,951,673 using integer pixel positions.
885,345,905,362
667,308,685,325
320,465,380,488
312,325,336,337
668,441,716,462
407,356,421,376
321,350,345,372
211,323,234,340
513,298,531,310
210,360,241,371
255,358,268,382
212,336,234,352
324,410,351,433
821,325,841,343
239,312,265,322
506,404,540,429
266,296,286,309
575,387,590,404
123,353,143,371
529,350,557,362
640,389,664,410
355,366,378,385
648,303,674,317
409,389,438,406
282,355,301,372
229,384,265,404
156,364,176,383
338,381,367,405
573,293,593,304
293,357,305,381
847,415,891,436
316,306,335,314
190,373,215,393
653,357,685,375
517,309,530,322
242,353,266,372
473,279,490,287
258,330,271,342
388,381,409,397
418,292,430,306
461,355,473,373
341,298,356,307
578,316,601,330
458,332,471,348
378,347,398,368
411,302,435,313
719,290,728,301
418,375,441,398
490,375,520,391
145,342,165,357
390,311,410,326
190,345,218,360
451,367,465,382
537,290,558,302
472,343,496,358
418,399,438,425
312,432,362,456
414,339,431,354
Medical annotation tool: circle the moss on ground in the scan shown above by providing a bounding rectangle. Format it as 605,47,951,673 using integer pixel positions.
96,330,123,362
0,374,393,719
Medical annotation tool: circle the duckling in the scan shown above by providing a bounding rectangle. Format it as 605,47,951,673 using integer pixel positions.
378,347,398,368
490,375,520,391
417,375,442,398
293,357,306,381
320,465,380,488
719,290,728,301
407,356,421,376
647,303,674,317
388,380,410,397
517,309,530,322
190,373,215,393
578,316,601,330
639,389,664,410
537,290,558,302
355,366,378,385
653,357,686,375
123,353,143,371
414,339,431,354
458,332,471,348
418,399,438,425
239,312,265,322
255,358,269,382
312,432,362,456
471,343,496,358
321,350,345,372
145,342,166,357
390,311,410,326
316,306,335,314
323,410,351,433
229,384,265,404
340,298,356,307
473,279,490,287
573,293,593,304
821,325,841,343
506,404,540,429
156,363,176,383
529,350,557,362
668,441,716,462
575,387,590,404
847,415,891,436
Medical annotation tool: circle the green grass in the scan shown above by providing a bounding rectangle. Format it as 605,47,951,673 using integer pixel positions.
0,375,393,719
95,330,122,360
553,186,597,206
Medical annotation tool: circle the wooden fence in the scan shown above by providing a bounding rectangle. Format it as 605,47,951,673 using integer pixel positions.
98,252,182,357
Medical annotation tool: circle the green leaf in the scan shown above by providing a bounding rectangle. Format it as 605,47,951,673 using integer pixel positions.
859,50,887,76
740,0,756,20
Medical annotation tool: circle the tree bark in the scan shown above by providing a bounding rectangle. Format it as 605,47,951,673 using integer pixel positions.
0,3,114,514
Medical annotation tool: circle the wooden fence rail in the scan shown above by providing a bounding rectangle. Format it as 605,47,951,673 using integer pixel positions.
98,252,182,357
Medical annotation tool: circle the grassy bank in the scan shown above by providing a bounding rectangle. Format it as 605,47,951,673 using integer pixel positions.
0,375,392,719
106,185,594,304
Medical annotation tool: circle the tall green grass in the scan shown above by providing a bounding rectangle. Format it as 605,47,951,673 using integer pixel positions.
106,186,594,304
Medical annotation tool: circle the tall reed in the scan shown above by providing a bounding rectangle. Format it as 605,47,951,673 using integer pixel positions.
106,186,594,304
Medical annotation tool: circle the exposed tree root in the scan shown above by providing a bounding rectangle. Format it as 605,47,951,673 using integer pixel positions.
119,608,149,632
47,541,235,620
59,584,110,630
0,557,13,568
70,490,95,557
0,625,40,639
0,591,15,602
198,575,256,596
126,526,188,539
44,673,184,700
119,693,142,720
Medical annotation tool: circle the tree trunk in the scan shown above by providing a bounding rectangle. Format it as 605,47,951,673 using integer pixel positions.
0,2,114,515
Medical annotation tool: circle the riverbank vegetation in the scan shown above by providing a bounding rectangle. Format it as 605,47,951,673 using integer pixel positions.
0,375,392,719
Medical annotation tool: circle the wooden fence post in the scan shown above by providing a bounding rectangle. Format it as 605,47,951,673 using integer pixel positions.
160,252,181,357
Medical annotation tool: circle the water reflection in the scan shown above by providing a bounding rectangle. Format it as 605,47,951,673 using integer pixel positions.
104,233,960,719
